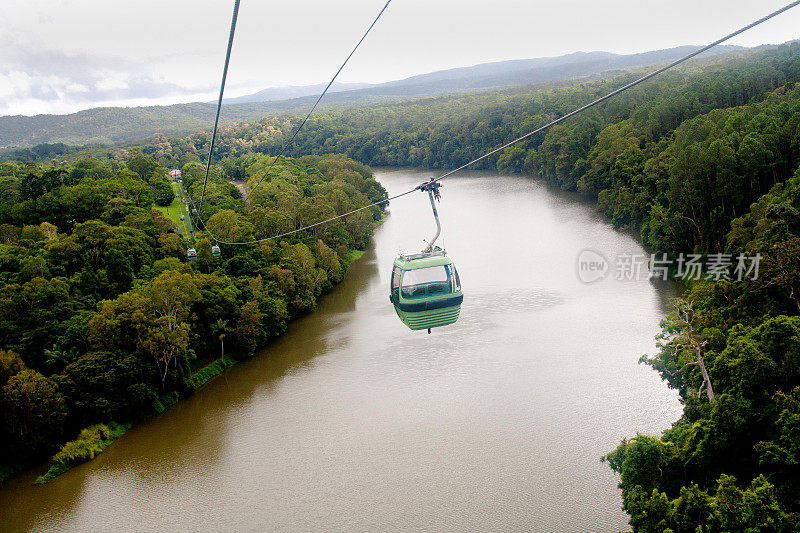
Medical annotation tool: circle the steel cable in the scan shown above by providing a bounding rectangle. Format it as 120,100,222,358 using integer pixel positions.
190,0,800,246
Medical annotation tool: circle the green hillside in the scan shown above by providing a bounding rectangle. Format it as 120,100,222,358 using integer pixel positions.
0,44,747,149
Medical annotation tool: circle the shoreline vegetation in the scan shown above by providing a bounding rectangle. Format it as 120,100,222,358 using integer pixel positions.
34,422,131,485
27,244,378,484
0,151,388,485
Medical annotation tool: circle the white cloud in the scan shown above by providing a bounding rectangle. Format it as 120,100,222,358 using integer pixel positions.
95,74,129,92
1,0,799,116
0,71,33,99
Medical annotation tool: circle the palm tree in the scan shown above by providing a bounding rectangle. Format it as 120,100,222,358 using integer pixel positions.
211,319,229,365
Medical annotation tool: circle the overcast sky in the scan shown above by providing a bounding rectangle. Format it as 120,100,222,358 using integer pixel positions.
1,0,800,117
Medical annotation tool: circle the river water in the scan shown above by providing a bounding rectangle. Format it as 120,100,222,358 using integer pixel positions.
0,168,682,532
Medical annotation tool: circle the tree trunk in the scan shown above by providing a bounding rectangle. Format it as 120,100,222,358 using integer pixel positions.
696,348,715,403
159,363,168,391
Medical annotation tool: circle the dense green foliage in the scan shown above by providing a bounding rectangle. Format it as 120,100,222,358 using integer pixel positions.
0,149,385,478
144,43,800,258
603,168,800,531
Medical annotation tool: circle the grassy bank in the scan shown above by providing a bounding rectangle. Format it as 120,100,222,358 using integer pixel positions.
34,422,132,485
186,354,238,391
348,249,366,262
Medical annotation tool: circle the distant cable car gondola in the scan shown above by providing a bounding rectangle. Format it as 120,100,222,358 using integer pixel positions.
390,180,463,333
211,245,222,257
187,248,198,261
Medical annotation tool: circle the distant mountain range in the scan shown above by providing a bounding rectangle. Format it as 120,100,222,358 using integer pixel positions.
0,44,748,148
222,82,375,104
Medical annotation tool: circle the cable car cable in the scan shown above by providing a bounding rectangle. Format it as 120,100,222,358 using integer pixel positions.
246,0,393,198
198,0,241,214
188,0,800,247
184,180,412,245
429,0,800,187
187,0,392,234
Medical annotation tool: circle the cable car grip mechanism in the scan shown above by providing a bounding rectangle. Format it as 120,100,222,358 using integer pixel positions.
417,179,442,253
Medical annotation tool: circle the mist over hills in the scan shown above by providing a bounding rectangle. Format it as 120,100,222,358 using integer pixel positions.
0,44,747,148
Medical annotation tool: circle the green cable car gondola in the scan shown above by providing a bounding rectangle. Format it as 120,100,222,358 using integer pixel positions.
187,247,198,261
390,179,463,333
391,250,462,332
211,245,222,257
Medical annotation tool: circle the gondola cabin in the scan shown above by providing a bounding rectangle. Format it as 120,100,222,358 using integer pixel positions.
390,250,462,333
211,245,222,258
187,248,198,261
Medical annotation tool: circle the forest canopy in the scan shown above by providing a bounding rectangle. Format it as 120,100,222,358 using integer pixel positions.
0,149,386,472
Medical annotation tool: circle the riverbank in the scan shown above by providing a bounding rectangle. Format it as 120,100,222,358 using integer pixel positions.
3,239,377,487
25,353,238,485
34,423,132,485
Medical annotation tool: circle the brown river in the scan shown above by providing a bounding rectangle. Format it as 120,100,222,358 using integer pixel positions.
0,168,682,532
